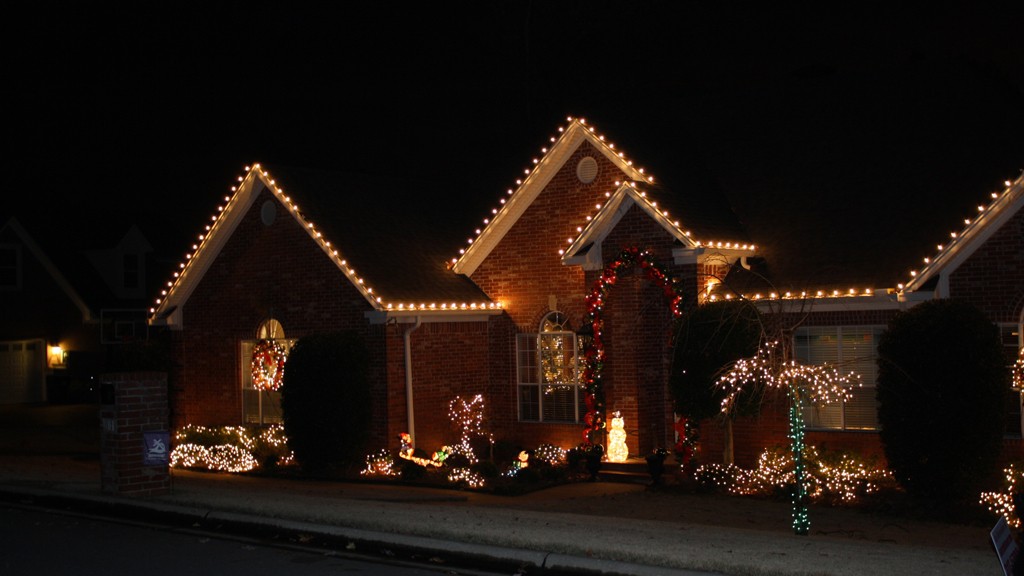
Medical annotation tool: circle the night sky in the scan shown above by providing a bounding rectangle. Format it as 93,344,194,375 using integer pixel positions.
5,4,1023,277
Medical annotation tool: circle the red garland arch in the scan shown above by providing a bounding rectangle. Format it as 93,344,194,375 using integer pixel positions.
580,247,684,444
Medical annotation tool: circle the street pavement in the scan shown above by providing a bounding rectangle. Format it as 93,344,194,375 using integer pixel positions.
0,451,1001,576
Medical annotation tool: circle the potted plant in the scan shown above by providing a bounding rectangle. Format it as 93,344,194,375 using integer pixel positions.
646,447,668,485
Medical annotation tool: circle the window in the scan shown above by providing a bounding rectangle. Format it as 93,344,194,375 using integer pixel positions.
794,326,883,431
517,312,586,422
122,253,139,289
0,244,21,290
242,319,295,425
1001,323,1022,437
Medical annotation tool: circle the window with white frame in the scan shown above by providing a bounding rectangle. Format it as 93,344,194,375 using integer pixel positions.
1001,323,1022,437
794,325,883,431
242,319,296,425
517,312,586,423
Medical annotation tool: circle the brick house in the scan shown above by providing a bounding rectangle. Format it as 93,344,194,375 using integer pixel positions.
0,216,156,403
149,117,1023,466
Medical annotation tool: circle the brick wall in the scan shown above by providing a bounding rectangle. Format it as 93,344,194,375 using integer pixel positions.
470,144,692,454
596,204,692,455
470,142,629,450
382,320,492,453
698,392,887,469
950,207,1024,324
697,207,1024,468
173,187,390,446
99,372,170,497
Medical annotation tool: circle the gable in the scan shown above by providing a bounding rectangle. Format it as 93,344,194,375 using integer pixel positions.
149,165,383,328
150,164,500,329
453,118,651,277
0,218,92,322
562,182,755,271
903,173,1023,297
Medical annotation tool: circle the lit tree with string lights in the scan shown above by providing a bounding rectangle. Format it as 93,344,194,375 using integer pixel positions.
717,340,860,535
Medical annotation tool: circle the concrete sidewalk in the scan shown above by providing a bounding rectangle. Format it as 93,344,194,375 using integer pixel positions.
0,453,1000,576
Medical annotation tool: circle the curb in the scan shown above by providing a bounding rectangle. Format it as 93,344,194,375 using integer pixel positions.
0,485,714,576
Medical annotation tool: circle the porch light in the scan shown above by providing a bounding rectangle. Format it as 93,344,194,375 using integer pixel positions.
48,345,66,368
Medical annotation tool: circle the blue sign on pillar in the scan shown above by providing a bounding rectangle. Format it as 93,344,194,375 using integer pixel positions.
143,432,170,466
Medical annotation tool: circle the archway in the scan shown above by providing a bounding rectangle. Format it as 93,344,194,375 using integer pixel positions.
580,247,684,446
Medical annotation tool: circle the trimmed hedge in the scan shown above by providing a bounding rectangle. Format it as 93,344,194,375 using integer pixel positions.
280,331,371,471
876,299,1008,502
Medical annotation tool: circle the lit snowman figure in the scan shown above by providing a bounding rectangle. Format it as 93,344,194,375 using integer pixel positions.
606,411,628,462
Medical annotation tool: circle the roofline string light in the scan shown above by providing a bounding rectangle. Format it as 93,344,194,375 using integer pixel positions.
562,179,756,258
151,164,502,319
705,287,877,303
705,173,1023,302
451,116,658,268
900,174,1023,292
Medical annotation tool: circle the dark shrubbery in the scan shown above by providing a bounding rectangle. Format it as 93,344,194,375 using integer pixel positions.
281,331,372,472
670,301,762,420
876,299,1009,503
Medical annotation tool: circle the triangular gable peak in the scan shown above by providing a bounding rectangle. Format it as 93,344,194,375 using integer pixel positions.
452,117,651,276
149,164,385,328
2,217,92,322
561,182,756,271
902,172,1023,297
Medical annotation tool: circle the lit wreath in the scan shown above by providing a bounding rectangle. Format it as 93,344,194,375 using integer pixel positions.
251,339,287,391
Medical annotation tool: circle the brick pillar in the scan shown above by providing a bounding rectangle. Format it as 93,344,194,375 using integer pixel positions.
99,372,171,497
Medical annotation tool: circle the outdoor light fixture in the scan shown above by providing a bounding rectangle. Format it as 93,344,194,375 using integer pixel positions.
48,345,66,368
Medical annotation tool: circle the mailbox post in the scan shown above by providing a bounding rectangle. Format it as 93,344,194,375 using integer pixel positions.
99,372,171,496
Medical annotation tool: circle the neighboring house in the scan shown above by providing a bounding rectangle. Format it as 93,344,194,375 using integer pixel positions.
0,216,156,403
148,118,1023,466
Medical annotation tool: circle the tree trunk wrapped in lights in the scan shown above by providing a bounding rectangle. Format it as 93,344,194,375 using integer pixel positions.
717,340,860,535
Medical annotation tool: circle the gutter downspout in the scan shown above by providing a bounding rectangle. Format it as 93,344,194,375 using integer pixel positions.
403,317,423,444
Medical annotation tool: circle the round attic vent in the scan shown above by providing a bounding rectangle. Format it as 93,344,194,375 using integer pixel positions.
576,156,598,184
260,200,277,226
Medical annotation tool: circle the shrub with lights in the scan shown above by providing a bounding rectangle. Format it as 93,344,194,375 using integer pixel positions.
982,352,1024,528
170,424,295,473
981,464,1024,530
697,445,895,504
356,395,584,491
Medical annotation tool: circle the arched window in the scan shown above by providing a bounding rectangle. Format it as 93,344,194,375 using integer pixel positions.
241,318,296,425
516,312,585,423
257,318,284,340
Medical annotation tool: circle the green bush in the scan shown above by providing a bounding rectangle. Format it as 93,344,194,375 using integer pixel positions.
876,299,1009,502
280,331,372,472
